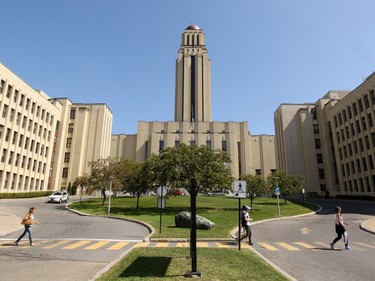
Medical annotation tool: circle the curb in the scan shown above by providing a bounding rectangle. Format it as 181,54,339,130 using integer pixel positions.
65,202,155,241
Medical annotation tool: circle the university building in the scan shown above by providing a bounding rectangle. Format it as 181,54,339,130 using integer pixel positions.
0,63,112,193
275,73,375,198
110,25,276,179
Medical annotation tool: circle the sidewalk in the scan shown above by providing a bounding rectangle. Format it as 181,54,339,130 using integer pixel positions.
0,211,23,236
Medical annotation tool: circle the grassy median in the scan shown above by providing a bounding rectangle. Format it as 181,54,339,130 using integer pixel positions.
70,195,316,239
70,196,316,280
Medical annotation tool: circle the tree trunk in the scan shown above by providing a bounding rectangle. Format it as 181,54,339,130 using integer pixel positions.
101,188,106,206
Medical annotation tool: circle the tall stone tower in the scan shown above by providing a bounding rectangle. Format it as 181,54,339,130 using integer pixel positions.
174,24,212,122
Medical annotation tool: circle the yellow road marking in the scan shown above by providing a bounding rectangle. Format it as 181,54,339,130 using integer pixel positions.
258,242,279,251
176,242,189,247
294,242,316,250
134,242,150,248
43,240,71,249
155,242,169,247
197,242,209,248
85,241,110,250
353,242,375,249
108,241,129,250
62,240,91,250
275,242,300,251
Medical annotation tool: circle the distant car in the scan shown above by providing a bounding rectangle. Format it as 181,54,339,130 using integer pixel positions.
48,191,69,203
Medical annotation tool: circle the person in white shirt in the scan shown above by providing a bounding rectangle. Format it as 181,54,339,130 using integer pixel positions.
330,206,351,250
240,205,253,245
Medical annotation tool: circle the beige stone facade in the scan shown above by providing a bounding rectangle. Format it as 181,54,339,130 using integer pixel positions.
111,25,276,179
0,63,113,193
275,74,375,198
0,63,60,192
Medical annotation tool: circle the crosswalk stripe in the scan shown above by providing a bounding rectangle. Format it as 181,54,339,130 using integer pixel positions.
108,241,129,250
155,242,169,247
197,242,209,247
62,240,91,250
275,242,300,251
258,242,279,251
85,241,110,250
294,242,316,250
353,242,375,249
134,242,150,248
43,240,71,249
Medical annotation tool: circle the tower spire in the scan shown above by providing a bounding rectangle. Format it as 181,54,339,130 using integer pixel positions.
174,25,211,122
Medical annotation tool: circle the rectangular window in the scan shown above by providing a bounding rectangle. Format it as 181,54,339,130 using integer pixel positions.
1,149,7,162
62,168,69,178
8,151,13,164
12,132,17,145
70,109,76,119
66,138,72,148
2,104,8,118
0,80,5,93
19,94,24,106
222,140,227,151
6,85,12,98
206,140,212,148
68,123,74,133
159,140,164,151
64,152,70,163
13,90,18,103
9,109,15,121
5,128,11,142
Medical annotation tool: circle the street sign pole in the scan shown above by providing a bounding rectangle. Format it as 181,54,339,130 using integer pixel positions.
238,198,241,251
233,180,247,251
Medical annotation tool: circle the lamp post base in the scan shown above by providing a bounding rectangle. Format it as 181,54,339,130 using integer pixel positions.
184,271,202,278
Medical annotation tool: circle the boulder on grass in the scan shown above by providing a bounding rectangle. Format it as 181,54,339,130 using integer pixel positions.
175,211,215,230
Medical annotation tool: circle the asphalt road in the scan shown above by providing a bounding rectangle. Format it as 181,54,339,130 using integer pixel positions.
252,199,375,281
0,197,150,281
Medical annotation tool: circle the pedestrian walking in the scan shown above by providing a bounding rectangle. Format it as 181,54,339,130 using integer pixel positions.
330,206,351,250
240,205,253,245
14,207,39,246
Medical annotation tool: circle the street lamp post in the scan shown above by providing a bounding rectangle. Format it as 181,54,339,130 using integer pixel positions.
107,176,114,215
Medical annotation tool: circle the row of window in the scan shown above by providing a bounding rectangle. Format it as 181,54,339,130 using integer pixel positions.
158,140,227,151
1,149,47,173
337,132,375,159
343,175,375,193
334,90,375,128
0,127,50,157
1,104,53,138
336,113,374,144
0,170,45,191
340,155,374,177
0,80,54,126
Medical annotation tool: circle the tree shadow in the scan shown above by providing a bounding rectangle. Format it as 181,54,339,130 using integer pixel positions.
119,256,184,278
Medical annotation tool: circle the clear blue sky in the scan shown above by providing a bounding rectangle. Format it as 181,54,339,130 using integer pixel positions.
2,1,375,135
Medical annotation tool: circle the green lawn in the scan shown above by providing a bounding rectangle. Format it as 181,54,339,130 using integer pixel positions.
95,248,288,281
70,195,317,239
70,195,317,280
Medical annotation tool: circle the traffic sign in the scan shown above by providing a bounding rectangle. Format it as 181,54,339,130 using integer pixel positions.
233,180,246,198
157,186,168,197
275,187,280,196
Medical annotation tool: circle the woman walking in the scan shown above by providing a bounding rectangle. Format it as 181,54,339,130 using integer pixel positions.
330,206,351,250
14,207,39,246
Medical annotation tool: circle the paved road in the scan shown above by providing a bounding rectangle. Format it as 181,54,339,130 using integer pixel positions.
0,197,150,281
252,199,375,281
